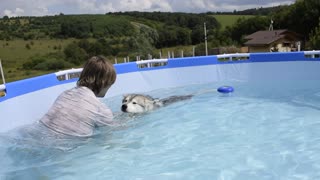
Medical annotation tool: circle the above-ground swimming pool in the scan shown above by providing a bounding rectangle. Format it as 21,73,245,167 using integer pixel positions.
0,51,320,179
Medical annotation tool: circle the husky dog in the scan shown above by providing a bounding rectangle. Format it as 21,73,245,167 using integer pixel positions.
121,94,193,113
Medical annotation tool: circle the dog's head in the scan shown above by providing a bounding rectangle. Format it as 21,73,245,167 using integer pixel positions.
121,94,163,113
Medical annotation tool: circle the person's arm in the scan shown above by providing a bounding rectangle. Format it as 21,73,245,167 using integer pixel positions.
94,102,121,127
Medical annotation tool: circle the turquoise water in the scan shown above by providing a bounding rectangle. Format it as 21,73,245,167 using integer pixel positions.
1,80,320,179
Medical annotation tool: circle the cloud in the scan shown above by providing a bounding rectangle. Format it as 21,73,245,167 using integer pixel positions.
0,0,296,17
1,0,57,17
4,8,24,17
96,0,173,13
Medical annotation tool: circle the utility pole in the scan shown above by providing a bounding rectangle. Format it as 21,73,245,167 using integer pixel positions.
269,19,273,31
0,59,5,85
204,22,208,56
193,46,195,56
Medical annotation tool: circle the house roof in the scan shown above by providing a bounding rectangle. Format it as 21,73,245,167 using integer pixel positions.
244,29,301,46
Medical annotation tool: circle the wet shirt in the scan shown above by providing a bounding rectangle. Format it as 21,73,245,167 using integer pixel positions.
40,86,116,137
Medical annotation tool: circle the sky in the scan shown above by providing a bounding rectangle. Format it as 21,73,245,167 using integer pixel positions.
1,0,296,17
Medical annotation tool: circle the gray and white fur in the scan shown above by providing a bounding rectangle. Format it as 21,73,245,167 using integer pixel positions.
121,94,193,113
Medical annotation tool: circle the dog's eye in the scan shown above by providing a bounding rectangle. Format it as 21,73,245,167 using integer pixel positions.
133,102,137,104
123,100,127,103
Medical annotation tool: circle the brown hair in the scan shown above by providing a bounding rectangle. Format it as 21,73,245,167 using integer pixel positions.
77,55,116,95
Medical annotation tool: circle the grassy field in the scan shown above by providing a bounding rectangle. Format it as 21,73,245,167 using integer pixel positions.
212,14,255,30
0,14,252,83
0,39,76,82
0,38,196,83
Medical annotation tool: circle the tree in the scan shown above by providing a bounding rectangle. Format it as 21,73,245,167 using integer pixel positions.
191,26,204,45
60,20,91,38
225,16,269,44
64,43,88,65
309,18,320,49
272,0,320,39
3,15,9,21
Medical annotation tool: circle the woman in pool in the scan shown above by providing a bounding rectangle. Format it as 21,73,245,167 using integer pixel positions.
39,55,118,137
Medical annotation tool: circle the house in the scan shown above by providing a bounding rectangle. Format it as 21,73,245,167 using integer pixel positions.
243,29,303,53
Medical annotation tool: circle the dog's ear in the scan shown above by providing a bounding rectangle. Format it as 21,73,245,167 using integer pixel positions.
144,97,155,104
153,99,163,107
153,98,160,103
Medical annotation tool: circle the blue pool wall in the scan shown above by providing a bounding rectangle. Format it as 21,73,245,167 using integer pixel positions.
0,51,319,133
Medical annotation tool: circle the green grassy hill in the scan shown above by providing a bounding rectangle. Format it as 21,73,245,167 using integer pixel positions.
0,13,214,82
0,39,77,82
212,15,255,30
0,12,261,82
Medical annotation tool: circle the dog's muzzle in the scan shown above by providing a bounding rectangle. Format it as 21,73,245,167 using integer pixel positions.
121,104,127,112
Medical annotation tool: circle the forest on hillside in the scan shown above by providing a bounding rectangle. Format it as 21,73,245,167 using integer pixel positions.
0,0,319,81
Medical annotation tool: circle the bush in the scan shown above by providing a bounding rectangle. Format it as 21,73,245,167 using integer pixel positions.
22,56,45,69
34,59,73,70
64,43,88,65
25,43,31,49
23,52,72,71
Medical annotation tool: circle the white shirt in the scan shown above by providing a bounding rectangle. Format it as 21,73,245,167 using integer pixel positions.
40,86,116,137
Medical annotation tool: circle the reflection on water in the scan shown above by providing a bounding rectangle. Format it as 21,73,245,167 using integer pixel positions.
1,81,320,179
0,114,136,179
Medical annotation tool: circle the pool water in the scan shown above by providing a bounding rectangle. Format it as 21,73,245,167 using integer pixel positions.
1,80,320,179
